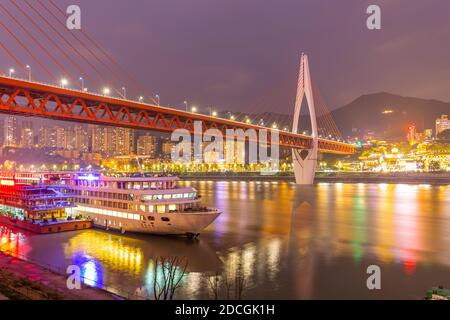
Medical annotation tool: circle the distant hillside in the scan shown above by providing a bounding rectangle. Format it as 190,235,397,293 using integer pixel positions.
222,93,450,140
332,92,450,139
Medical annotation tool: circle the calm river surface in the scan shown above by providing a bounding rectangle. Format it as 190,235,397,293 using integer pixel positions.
1,181,450,299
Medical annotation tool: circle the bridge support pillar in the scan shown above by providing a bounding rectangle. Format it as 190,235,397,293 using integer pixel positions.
292,148,317,185
292,53,318,185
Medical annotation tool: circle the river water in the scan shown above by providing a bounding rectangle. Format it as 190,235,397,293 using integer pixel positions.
1,181,450,300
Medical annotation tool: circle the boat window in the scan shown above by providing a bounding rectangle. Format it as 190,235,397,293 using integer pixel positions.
157,205,166,214
161,217,170,222
148,216,155,221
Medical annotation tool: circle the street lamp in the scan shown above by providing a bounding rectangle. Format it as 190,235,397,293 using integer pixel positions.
139,96,144,102
184,100,188,112
103,87,111,96
79,77,84,91
122,87,127,99
191,106,198,113
60,78,68,88
230,115,235,121
26,65,31,81
155,94,160,106
8,68,15,77
212,111,218,117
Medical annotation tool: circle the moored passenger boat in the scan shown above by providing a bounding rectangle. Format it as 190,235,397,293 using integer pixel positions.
0,172,91,234
64,173,221,237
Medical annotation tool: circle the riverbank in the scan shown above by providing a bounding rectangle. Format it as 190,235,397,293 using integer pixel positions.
180,172,450,184
0,251,119,300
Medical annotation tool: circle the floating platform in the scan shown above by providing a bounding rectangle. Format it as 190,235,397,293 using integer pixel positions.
0,216,92,234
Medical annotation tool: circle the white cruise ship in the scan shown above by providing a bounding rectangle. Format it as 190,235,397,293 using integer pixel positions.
64,173,221,237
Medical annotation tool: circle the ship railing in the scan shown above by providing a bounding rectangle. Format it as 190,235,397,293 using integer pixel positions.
31,203,76,211
19,194,75,200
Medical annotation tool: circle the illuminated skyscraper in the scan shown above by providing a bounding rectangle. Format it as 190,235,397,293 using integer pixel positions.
20,120,33,149
74,125,89,152
39,127,57,149
91,125,107,154
137,135,157,157
115,127,135,155
4,116,19,147
56,127,66,149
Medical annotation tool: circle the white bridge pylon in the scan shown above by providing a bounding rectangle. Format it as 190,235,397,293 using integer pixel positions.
292,53,319,185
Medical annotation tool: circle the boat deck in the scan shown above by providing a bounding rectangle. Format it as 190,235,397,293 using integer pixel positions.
0,216,92,234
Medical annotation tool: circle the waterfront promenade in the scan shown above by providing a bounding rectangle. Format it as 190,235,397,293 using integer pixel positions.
0,251,118,300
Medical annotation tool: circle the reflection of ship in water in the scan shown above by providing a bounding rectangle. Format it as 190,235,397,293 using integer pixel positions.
63,229,223,275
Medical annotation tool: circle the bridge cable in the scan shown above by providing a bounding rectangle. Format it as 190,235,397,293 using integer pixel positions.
0,2,71,80
0,19,55,81
10,0,101,91
31,0,127,99
47,0,159,105
38,0,157,104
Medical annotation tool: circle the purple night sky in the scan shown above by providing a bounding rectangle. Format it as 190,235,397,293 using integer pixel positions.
2,0,450,114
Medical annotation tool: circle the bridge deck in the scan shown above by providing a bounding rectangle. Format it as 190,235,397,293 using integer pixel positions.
0,76,356,154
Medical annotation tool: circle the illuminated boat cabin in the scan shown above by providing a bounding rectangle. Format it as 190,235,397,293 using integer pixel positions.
0,173,75,222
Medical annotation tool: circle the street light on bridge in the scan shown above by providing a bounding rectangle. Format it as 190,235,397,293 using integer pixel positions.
26,65,31,81
191,106,198,113
79,77,84,91
139,96,144,102
9,68,15,77
122,87,127,99
155,94,160,106
103,87,111,96
60,78,68,88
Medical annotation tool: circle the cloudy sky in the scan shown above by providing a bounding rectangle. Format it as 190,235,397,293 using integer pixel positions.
2,0,450,114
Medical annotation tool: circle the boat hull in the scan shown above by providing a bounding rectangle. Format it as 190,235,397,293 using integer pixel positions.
75,207,221,236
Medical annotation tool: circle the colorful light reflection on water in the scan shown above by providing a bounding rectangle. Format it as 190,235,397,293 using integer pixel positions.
0,182,450,299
